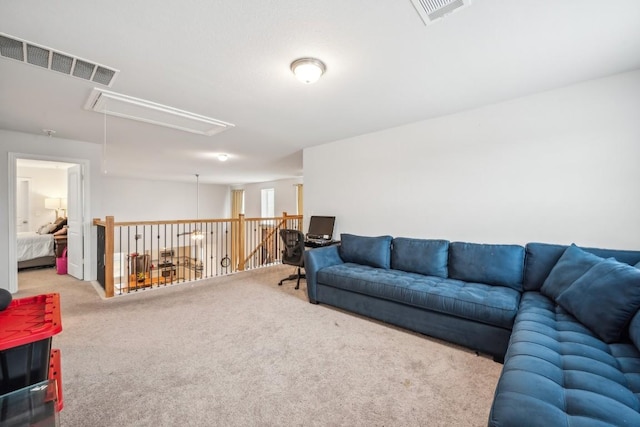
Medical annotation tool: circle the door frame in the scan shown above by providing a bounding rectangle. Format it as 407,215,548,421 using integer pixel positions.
8,152,92,293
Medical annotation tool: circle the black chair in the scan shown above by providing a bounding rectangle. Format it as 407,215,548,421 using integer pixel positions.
278,229,306,289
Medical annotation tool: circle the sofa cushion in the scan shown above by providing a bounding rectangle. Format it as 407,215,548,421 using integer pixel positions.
448,242,525,291
629,311,640,352
317,263,520,329
524,242,640,292
540,244,603,302
340,234,392,269
391,238,448,278
556,258,640,343
489,292,640,426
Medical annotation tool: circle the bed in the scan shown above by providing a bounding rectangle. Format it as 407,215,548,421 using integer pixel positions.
17,231,56,269
17,217,67,270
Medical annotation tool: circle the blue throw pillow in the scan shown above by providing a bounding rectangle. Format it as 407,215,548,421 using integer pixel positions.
629,310,640,350
556,258,640,343
391,238,449,278
540,244,603,302
636,260,640,268
340,234,393,269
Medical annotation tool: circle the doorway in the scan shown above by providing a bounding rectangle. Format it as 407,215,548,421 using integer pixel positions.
8,153,91,293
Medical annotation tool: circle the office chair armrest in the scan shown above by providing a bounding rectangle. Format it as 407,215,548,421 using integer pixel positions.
304,245,344,304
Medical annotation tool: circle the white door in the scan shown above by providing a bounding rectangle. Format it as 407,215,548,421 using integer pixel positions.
67,165,84,279
16,178,30,232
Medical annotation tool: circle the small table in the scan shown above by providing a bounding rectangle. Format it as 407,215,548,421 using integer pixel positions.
53,235,67,257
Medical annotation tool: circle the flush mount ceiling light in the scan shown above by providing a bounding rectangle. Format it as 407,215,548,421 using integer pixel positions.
290,58,326,84
217,154,228,162
85,88,235,136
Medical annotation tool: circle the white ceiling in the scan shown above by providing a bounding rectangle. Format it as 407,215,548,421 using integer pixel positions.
1,1,639,184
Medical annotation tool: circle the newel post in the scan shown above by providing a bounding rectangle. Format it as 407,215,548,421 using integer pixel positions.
238,214,246,271
105,216,115,298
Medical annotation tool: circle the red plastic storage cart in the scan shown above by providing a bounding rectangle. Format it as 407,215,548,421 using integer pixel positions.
0,294,63,395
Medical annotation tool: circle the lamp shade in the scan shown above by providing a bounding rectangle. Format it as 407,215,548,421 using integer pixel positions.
44,198,61,210
291,58,326,84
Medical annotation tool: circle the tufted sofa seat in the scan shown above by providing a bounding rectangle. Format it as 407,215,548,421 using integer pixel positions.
317,263,520,329
489,292,640,426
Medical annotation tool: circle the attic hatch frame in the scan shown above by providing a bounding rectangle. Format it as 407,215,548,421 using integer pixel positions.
0,32,119,87
85,88,235,136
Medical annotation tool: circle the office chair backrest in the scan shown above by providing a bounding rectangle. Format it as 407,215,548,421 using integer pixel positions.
280,229,305,267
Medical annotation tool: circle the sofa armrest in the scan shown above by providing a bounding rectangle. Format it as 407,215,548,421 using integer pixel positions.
304,245,344,303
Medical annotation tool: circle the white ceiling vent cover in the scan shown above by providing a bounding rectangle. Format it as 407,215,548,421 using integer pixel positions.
0,33,118,86
85,88,235,136
410,0,472,25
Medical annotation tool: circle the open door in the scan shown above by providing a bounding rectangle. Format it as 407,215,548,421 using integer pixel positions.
67,165,84,279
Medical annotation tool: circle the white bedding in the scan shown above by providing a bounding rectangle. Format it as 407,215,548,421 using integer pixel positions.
17,232,55,262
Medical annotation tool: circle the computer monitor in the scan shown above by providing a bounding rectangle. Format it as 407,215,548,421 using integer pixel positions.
307,216,335,240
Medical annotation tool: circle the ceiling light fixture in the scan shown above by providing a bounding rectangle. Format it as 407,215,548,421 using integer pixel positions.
218,154,228,162
290,58,326,84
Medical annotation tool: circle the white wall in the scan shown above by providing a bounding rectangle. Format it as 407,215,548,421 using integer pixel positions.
18,166,68,229
101,177,230,221
304,70,640,250
236,177,302,218
0,129,103,289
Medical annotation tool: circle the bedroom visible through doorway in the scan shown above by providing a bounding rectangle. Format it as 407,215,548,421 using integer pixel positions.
10,155,88,293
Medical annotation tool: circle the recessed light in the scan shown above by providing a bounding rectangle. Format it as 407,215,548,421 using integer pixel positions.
218,154,229,162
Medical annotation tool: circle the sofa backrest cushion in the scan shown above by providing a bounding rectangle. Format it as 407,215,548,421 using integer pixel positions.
448,242,525,290
540,244,604,301
340,234,393,269
391,238,449,278
556,257,640,343
523,243,640,292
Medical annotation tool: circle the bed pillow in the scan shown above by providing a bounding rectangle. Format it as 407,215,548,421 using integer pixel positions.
51,218,67,233
540,244,604,302
556,258,640,343
53,227,67,236
37,224,52,235
340,234,393,269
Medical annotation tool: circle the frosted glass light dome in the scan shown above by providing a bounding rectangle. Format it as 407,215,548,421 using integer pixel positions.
290,58,326,84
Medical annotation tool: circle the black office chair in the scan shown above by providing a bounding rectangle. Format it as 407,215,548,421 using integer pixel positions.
278,229,306,289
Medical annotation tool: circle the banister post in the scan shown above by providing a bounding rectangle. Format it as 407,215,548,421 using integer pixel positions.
105,216,115,298
238,214,245,271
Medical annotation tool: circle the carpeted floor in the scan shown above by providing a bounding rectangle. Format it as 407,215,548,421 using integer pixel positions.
15,265,502,426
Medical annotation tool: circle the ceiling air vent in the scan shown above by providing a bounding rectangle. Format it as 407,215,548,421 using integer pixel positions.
85,88,235,136
410,0,472,25
0,32,119,87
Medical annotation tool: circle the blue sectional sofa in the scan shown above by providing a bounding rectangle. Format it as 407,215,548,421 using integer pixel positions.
304,234,640,426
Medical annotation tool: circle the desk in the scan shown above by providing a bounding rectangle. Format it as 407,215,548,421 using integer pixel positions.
304,240,340,249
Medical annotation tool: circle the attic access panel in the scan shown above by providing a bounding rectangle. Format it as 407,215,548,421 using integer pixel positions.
85,88,235,136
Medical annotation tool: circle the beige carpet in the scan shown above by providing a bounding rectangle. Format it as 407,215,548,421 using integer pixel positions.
16,266,501,426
